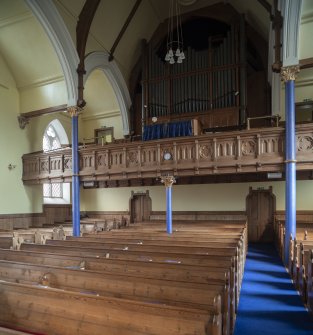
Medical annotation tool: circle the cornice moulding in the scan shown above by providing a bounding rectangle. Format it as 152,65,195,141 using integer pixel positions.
18,75,64,90
0,11,33,29
295,78,313,87
81,110,120,121
301,11,313,25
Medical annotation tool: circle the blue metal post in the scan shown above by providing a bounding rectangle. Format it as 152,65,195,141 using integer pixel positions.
161,175,176,234
71,113,80,237
284,79,296,265
166,186,172,234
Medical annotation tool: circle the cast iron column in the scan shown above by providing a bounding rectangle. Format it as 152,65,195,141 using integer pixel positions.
160,175,176,234
281,65,299,265
68,106,81,237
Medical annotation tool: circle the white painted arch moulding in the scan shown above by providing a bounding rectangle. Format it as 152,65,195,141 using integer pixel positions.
84,51,131,136
25,0,79,107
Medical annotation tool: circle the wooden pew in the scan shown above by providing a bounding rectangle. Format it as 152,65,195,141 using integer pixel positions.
22,240,243,297
75,235,243,244
0,327,31,334
20,241,242,323
46,238,239,254
297,241,313,301
0,249,233,285
4,222,246,335
0,280,222,335
307,249,313,312
0,259,229,317
0,248,235,335
292,239,313,286
0,226,74,251
65,234,246,291
0,236,12,249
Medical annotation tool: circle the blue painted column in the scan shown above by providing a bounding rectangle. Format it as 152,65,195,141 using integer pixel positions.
69,107,80,237
166,186,172,234
161,175,176,234
282,66,299,265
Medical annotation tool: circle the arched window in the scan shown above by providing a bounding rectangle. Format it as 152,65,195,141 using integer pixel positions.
43,120,70,203
43,123,61,152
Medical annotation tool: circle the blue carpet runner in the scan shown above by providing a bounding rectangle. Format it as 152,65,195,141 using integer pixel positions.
233,243,313,335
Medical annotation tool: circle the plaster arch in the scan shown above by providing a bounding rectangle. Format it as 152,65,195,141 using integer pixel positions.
25,0,79,106
84,51,131,136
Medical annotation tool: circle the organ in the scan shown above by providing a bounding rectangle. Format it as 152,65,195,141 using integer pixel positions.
139,15,247,140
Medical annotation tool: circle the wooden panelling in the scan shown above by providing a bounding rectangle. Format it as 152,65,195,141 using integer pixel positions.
149,211,246,222
0,205,72,230
22,124,313,185
83,211,130,223
43,204,71,226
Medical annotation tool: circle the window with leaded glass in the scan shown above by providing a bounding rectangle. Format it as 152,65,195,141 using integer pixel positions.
43,123,62,198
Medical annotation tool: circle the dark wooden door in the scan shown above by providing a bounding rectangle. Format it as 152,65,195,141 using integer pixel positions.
246,187,276,242
130,191,152,223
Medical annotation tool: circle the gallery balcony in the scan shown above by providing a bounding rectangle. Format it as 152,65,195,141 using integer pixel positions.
22,123,313,186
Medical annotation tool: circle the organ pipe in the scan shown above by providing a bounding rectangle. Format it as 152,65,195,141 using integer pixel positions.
143,21,243,127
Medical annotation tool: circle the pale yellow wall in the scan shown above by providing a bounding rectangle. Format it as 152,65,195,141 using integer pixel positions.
80,69,123,141
0,52,39,213
80,180,313,212
299,2,313,60
19,79,67,113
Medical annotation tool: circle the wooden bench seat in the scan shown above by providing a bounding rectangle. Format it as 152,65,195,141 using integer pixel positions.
46,238,240,254
0,248,233,286
0,327,32,334
0,237,12,249
0,221,246,335
307,249,313,312
73,235,243,245
291,239,313,284
0,280,222,335
298,243,313,302
0,249,236,335
0,259,229,316
20,242,242,322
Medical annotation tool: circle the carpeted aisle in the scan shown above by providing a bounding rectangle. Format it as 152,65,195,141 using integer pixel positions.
233,243,313,335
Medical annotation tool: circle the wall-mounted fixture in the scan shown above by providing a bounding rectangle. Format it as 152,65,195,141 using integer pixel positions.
8,164,16,171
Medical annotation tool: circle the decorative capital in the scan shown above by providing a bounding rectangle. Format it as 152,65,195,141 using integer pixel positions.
160,175,176,188
18,115,29,129
280,65,300,82
67,106,82,117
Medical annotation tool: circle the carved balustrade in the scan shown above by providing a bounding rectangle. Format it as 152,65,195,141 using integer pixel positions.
22,124,313,184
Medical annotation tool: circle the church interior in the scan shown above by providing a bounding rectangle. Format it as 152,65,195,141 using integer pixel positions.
0,0,313,334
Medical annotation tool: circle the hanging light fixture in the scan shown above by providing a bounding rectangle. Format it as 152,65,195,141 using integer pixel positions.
165,0,185,64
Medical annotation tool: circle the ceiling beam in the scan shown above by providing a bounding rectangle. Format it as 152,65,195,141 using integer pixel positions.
256,0,272,14
109,0,142,61
300,57,313,69
18,104,68,129
76,0,101,108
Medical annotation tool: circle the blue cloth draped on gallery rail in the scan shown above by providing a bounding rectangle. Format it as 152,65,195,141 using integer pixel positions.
143,120,192,141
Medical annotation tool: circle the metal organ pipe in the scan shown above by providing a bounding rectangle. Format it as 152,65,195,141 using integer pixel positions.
142,21,242,128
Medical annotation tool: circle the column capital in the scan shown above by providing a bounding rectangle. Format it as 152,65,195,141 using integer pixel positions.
160,175,176,188
280,65,300,82
67,106,82,117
